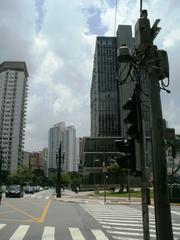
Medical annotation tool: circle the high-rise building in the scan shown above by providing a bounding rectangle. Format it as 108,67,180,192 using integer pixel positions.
48,122,77,172
91,25,134,138
91,36,120,137
0,62,28,172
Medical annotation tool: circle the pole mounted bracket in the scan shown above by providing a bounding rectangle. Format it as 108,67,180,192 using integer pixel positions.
151,19,161,40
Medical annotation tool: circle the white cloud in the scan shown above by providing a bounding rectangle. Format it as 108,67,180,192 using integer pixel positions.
0,0,180,151
163,29,180,48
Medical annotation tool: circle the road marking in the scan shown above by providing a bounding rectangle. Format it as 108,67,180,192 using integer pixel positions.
96,218,154,223
4,202,38,222
37,199,52,223
0,218,32,222
69,227,86,240
107,229,156,238
171,210,180,216
91,229,109,239
93,216,155,221
38,196,42,199
45,196,49,199
0,224,6,230
112,237,147,240
150,205,180,216
9,225,29,240
99,221,142,227
42,226,55,239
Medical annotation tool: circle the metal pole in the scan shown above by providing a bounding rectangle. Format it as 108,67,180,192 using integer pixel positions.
146,46,173,240
56,143,61,198
0,147,2,188
140,0,143,15
136,84,150,240
104,173,106,203
127,169,131,201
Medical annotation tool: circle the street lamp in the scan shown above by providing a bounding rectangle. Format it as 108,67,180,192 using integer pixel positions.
56,142,64,198
94,159,100,185
102,161,108,204
104,174,108,204
94,159,100,195
0,146,4,189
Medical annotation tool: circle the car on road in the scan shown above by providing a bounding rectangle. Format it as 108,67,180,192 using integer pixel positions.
24,185,35,194
6,185,24,198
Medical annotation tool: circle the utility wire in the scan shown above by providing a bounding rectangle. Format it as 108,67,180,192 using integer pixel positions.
114,0,118,36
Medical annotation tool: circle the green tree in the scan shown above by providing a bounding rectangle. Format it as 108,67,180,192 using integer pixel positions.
61,173,70,187
7,166,32,185
107,160,122,174
68,171,81,190
107,160,124,193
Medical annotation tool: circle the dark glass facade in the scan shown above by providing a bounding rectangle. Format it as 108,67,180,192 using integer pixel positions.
91,37,120,137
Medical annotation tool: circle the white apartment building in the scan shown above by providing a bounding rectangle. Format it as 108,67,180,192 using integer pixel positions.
48,122,77,172
0,62,28,172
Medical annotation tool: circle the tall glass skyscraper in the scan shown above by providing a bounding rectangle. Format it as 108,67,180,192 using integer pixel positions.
91,25,134,138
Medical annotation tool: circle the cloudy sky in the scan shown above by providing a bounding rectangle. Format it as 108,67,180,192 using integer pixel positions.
0,0,180,151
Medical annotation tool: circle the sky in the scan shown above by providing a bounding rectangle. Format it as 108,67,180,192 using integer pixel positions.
0,0,180,151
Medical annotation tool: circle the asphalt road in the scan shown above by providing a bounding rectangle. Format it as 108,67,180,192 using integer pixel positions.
0,189,112,240
0,189,180,239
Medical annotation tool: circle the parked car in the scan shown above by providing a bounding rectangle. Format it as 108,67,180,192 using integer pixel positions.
24,185,35,194
32,186,40,192
6,185,24,198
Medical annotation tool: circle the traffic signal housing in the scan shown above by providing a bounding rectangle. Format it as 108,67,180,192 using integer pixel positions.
123,88,139,141
114,138,136,172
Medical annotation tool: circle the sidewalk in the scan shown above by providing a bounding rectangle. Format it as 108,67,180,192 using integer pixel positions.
54,189,141,205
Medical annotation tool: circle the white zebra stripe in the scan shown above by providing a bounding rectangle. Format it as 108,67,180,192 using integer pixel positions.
9,225,30,240
0,224,6,230
91,229,109,240
42,226,55,240
69,227,86,240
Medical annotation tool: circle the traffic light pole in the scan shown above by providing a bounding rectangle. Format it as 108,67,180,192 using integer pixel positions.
145,46,173,240
136,85,150,240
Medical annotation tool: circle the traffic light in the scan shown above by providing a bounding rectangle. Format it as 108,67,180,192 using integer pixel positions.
114,138,136,171
123,87,139,141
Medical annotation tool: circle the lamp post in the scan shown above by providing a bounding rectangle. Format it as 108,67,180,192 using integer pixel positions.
127,168,131,201
94,159,100,185
102,161,108,204
0,147,3,189
94,159,100,195
56,142,64,198
103,174,108,204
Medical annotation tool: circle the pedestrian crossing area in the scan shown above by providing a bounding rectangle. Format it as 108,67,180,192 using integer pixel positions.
81,203,180,240
24,194,50,200
0,224,110,239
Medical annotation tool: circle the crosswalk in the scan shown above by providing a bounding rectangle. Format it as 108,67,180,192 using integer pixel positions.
24,194,50,200
0,223,109,240
81,203,180,240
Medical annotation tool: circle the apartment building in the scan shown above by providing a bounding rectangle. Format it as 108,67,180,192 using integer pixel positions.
0,62,28,172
